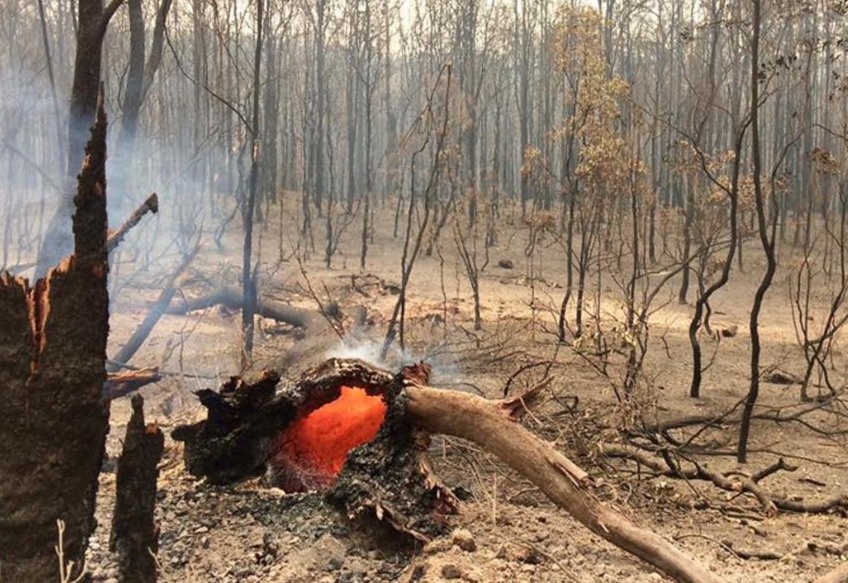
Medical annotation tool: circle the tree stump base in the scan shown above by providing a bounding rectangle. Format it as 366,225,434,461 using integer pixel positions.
172,359,457,541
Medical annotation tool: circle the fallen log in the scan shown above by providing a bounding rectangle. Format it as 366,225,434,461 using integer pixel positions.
167,285,316,329
173,358,721,583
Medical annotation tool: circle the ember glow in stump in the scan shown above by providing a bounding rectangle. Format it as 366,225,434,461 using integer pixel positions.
271,385,388,491
173,359,457,541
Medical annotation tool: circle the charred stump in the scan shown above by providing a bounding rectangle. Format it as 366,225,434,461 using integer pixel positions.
172,359,457,540
0,95,111,580
110,395,164,583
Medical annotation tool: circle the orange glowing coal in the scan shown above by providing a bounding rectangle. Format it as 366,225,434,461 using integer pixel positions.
273,386,387,490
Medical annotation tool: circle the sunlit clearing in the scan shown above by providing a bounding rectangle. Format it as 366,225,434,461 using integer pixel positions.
276,386,387,489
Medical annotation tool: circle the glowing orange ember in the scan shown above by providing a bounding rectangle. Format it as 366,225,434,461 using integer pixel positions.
274,386,387,489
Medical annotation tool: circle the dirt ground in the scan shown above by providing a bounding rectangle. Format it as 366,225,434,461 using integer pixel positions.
88,201,848,582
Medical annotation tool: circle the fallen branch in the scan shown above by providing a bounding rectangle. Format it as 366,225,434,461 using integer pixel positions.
104,368,162,399
107,193,159,253
638,395,848,448
167,285,316,329
107,246,198,372
602,444,848,515
403,383,722,583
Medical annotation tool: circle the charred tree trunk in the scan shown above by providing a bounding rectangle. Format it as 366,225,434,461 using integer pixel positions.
36,0,124,277
110,395,164,583
0,96,111,581
114,0,173,207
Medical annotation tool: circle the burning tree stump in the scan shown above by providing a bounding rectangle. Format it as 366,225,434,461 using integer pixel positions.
174,358,723,583
0,95,111,580
173,359,456,540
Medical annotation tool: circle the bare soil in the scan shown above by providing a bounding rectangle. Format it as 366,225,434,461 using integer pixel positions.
88,204,848,583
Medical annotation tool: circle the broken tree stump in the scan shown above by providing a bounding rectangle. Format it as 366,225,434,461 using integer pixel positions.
0,94,111,581
173,358,722,582
173,359,457,540
110,395,164,583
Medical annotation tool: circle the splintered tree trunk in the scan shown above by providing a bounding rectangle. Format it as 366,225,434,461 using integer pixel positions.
0,96,111,580
110,395,165,583
174,358,721,583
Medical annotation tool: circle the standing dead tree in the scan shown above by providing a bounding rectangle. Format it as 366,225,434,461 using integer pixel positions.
381,64,453,359
36,0,125,278
0,96,111,581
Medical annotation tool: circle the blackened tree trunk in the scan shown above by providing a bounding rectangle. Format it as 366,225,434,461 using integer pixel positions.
738,0,775,463
36,0,124,277
0,96,111,582
242,0,264,367
110,395,165,583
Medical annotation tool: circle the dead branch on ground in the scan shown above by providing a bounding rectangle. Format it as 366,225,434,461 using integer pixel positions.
602,443,848,515
108,245,199,372
166,284,317,329
103,368,162,400
402,379,722,583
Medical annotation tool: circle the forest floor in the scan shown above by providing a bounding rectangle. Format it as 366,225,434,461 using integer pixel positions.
86,201,848,583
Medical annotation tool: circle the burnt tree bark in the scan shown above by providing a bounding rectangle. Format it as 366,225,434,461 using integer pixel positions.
110,395,165,583
0,96,111,581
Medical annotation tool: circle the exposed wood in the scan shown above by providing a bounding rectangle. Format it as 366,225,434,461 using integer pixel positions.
0,95,111,581
110,395,164,583
104,368,162,400
402,383,723,583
